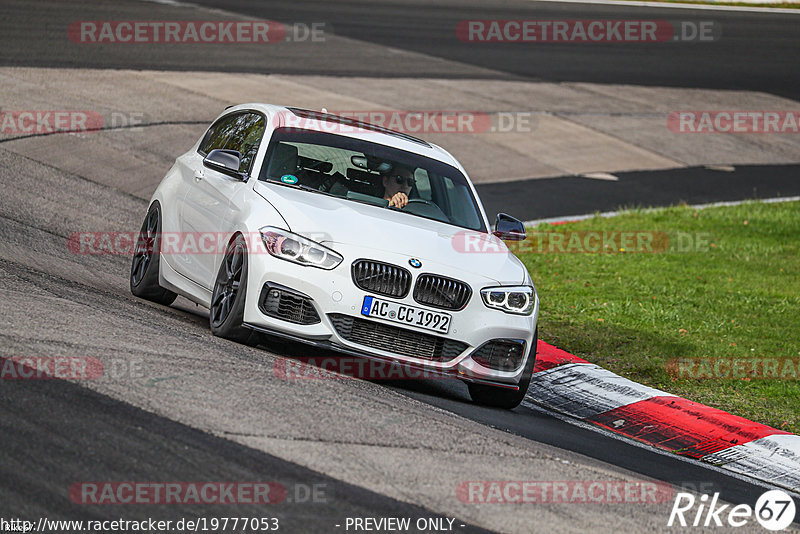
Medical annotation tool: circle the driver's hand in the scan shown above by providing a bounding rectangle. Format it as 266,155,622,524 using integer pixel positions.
388,192,409,208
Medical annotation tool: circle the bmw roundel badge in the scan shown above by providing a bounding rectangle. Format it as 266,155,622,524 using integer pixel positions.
409,258,422,268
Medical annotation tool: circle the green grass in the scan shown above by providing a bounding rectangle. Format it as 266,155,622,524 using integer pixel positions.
626,0,800,7
516,200,800,434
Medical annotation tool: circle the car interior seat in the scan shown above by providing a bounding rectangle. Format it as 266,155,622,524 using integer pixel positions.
345,168,384,197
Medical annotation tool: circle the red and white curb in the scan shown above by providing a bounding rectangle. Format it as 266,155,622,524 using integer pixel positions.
526,340,800,493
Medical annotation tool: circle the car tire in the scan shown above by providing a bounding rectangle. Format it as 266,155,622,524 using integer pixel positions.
209,234,259,345
130,202,178,306
467,328,538,409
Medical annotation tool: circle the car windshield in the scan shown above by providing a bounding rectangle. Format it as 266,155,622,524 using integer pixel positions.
258,128,486,232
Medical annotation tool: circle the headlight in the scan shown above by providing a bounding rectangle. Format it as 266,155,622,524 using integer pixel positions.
260,227,343,270
480,285,536,315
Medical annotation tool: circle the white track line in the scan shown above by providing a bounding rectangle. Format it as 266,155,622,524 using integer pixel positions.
529,0,800,14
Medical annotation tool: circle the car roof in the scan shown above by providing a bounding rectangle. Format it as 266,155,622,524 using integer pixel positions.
286,107,431,148
222,103,464,170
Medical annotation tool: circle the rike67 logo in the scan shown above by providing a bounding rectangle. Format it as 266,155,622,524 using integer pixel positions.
668,489,796,530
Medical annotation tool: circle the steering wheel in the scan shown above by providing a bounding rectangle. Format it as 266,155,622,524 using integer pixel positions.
401,198,449,223
403,198,437,208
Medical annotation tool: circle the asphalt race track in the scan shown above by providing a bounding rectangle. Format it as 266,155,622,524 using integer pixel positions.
476,163,800,222
0,363,490,533
4,0,800,99
190,0,800,99
1,0,799,532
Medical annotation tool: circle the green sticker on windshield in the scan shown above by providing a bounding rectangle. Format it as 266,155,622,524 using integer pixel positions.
280,174,298,184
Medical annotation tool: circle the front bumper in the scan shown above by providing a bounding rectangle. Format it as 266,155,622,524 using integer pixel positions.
242,247,539,386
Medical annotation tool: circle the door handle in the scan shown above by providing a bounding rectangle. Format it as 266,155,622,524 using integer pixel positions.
194,170,204,182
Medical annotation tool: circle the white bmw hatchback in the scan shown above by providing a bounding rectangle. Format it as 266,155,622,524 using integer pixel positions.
131,104,539,408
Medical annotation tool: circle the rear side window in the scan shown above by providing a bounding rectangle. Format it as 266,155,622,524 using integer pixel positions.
198,112,266,173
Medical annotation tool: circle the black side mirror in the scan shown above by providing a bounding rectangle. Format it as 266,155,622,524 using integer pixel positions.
493,213,526,241
204,149,246,179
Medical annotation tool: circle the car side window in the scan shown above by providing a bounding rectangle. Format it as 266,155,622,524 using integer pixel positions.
198,114,237,156
198,112,266,174
224,113,266,173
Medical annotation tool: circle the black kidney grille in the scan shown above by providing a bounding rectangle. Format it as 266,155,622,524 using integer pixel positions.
328,314,467,362
351,260,411,298
413,274,471,310
259,284,320,325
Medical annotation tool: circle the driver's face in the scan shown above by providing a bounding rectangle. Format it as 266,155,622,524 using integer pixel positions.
383,169,414,196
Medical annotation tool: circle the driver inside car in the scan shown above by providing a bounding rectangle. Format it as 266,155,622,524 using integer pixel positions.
382,164,415,208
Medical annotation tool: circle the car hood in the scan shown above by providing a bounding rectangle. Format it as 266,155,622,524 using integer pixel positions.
253,182,526,284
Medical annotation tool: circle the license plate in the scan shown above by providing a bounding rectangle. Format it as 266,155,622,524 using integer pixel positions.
361,296,451,334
